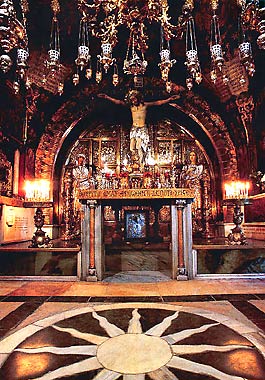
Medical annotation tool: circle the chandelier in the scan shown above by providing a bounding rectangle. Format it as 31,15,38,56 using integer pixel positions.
0,0,264,96
77,0,177,88
0,0,29,93
123,31,148,77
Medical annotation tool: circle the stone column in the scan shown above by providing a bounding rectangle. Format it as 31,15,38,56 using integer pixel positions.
176,200,188,280
171,199,191,280
87,200,97,280
81,199,103,281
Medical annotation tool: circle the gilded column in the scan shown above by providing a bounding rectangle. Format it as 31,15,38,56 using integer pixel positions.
13,149,20,195
202,171,211,239
61,168,74,241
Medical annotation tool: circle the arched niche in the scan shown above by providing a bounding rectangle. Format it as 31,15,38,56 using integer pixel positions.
35,84,239,230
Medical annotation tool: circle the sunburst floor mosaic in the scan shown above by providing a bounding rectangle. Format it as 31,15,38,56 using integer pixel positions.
1,302,265,380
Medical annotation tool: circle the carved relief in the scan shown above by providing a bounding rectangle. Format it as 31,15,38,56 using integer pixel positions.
159,206,171,222
236,92,255,144
104,206,115,221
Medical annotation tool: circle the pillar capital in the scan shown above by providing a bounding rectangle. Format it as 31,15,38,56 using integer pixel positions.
175,199,187,209
87,199,97,208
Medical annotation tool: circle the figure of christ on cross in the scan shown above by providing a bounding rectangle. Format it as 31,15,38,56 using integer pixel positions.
98,90,179,167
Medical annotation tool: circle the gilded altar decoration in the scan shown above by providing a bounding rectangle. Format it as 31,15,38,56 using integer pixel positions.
143,171,153,189
103,206,115,221
180,152,203,203
236,92,254,145
79,188,194,200
180,150,205,234
60,117,215,239
159,205,171,222
120,172,129,189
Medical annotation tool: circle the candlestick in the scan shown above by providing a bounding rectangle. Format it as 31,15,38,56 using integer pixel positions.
223,180,250,245
24,179,52,247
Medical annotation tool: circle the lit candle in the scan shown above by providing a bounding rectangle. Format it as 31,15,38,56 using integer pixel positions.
25,179,50,201
123,157,128,167
224,180,250,200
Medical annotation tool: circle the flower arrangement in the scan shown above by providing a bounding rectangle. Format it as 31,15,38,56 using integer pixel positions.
105,172,111,179
120,172,129,178
143,171,152,178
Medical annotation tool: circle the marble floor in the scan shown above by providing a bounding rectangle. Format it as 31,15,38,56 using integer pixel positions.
0,278,265,379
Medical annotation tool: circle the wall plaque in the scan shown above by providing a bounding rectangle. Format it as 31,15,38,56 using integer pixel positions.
0,205,35,244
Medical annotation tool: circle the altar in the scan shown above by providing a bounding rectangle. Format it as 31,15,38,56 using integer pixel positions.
79,188,194,281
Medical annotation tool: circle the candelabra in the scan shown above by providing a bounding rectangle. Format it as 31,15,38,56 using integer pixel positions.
224,180,250,245
24,179,53,248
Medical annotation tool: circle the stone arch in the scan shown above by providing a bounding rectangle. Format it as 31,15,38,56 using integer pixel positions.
175,93,239,181
35,87,96,183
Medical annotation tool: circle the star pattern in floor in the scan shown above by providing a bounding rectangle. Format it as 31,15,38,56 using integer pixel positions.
1,302,265,380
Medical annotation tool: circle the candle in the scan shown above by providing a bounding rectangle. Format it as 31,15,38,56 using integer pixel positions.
224,180,250,200
25,179,50,201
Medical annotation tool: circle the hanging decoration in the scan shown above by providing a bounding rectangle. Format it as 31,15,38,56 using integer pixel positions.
209,0,226,84
77,0,176,83
257,7,265,50
239,0,265,50
238,1,255,78
44,0,62,94
16,0,29,80
0,0,263,97
158,26,176,84
0,0,28,57
97,14,117,72
112,63,119,86
184,0,202,90
75,17,90,73
0,0,29,93
123,31,148,77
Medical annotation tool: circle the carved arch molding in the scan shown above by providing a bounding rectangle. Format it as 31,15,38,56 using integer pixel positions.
35,88,239,185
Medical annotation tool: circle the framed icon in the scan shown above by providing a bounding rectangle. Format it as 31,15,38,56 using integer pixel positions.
125,211,148,241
